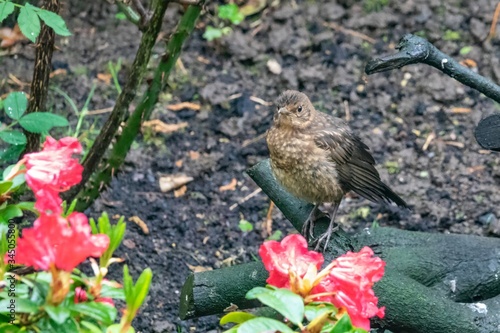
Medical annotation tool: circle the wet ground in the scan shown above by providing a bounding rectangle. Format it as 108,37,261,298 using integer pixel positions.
2,0,500,332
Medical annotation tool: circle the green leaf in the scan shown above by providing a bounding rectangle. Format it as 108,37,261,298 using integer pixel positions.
0,144,25,162
0,181,13,194
330,314,354,333
0,323,21,333
220,312,256,325
69,302,117,325
246,287,304,326
238,219,253,232
218,4,245,25
0,205,23,223
132,268,153,312
267,230,282,241
100,283,125,300
0,131,27,145
37,9,71,36
0,2,15,24
16,201,36,213
459,46,473,56
80,321,102,333
203,26,223,41
106,324,136,333
304,303,336,322
44,304,71,325
237,317,294,333
0,298,39,314
19,112,69,133
17,4,41,43
4,92,28,120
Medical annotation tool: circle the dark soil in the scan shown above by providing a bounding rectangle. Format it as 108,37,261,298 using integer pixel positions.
2,0,500,332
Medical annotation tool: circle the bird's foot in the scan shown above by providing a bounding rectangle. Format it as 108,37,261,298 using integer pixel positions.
301,204,325,241
313,224,339,252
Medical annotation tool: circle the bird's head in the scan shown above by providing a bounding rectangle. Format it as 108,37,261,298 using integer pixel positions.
273,90,315,128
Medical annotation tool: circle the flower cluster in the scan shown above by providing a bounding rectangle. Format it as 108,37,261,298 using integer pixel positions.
11,137,109,273
260,234,385,330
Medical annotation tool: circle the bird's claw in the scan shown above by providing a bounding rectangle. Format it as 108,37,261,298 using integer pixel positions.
313,224,339,252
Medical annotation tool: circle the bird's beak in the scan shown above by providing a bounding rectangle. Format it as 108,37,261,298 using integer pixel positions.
277,107,289,115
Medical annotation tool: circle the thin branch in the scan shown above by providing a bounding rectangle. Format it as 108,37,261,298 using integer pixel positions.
131,0,150,28
170,0,202,5
365,34,500,104
115,1,141,27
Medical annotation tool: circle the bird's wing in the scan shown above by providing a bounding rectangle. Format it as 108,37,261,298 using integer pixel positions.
313,124,407,208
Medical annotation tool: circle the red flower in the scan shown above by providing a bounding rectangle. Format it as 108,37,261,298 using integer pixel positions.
14,212,109,271
24,136,83,214
74,286,114,306
312,247,385,330
259,234,324,289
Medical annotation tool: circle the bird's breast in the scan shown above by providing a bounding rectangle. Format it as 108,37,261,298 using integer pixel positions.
266,126,344,203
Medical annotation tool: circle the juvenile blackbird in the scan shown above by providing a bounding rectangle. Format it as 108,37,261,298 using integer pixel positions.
266,90,408,250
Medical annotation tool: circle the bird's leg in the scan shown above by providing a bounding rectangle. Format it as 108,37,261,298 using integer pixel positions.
313,202,340,252
302,203,321,240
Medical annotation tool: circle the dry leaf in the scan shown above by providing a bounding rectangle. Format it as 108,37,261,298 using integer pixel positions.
460,59,477,68
143,119,188,133
167,102,201,111
174,185,187,197
240,0,267,16
187,264,213,273
49,69,67,78
128,216,149,235
197,56,210,64
450,107,471,114
189,150,200,160
97,73,112,85
175,159,183,168
219,178,237,192
123,239,136,249
467,165,485,174
159,174,194,193
0,25,26,48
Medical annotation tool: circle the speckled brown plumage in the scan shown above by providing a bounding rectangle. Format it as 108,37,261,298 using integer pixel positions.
266,90,408,249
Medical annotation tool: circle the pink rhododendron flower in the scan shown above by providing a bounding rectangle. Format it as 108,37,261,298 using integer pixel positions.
74,286,114,306
259,234,385,330
259,234,323,289
14,212,109,271
24,136,83,214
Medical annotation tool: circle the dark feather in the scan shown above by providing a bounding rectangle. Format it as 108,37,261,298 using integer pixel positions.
313,120,408,208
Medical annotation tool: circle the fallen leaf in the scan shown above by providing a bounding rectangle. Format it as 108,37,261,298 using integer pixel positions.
167,102,201,111
159,174,194,193
142,119,188,133
467,165,485,174
187,264,213,273
128,216,149,235
459,59,477,68
49,69,67,78
123,239,136,249
189,150,200,160
223,303,239,312
174,185,187,197
450,107,471,114
97,73,112,85
0,25,26,48
219,178,237,192
175,159,183,168
240,0,267,16
197,56,210,64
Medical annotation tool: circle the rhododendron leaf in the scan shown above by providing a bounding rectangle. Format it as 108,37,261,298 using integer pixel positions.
220,311,256,325
0,204,23,223
0,181,13,194
106,324,136,333
246,287,304,326
100,283,125,300
19,112,69,133
69,302,117,325
80,320,102,333
0,298,39,314
0,323,20,332
15,201,36,214
237,317,295,333
44,304,71,324
132,268,153,311
330,314,357,333
304,303,336,321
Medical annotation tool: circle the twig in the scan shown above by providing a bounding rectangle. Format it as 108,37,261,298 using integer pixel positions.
242,132,266,148
365,34,500,104
487,2,500,41
229,188,262,211
86,107,114,115
171,0,202,5
343,100,350,122
323,21,376,44
422,132,435,151
132,0,150,28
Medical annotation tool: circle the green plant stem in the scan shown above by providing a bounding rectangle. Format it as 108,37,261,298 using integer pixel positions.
23,0,60,154
64,0,169,202
75,4,203,211
115,1,141,26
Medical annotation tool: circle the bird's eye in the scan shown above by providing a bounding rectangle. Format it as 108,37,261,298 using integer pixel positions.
297,105,303,113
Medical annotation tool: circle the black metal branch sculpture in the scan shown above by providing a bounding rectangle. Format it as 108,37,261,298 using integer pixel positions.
179,34,500,333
